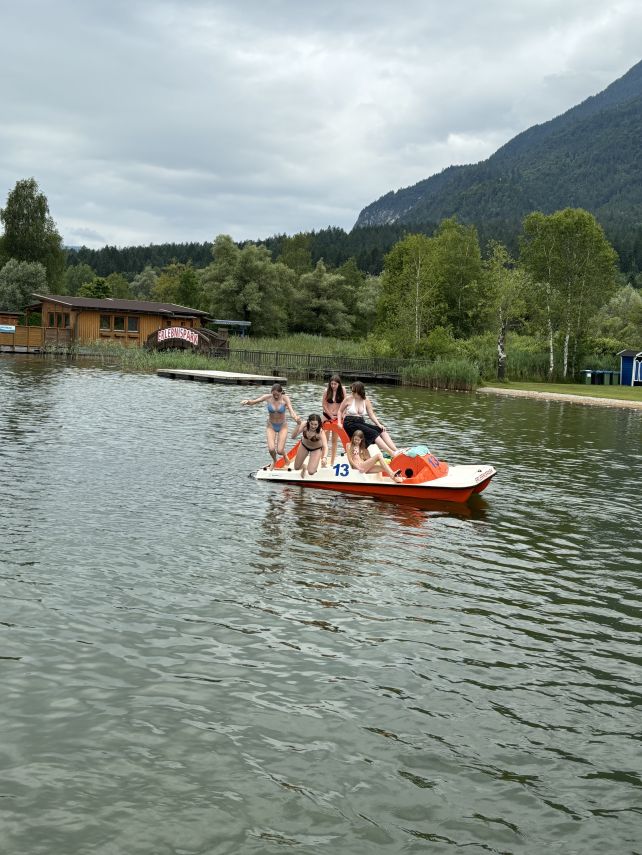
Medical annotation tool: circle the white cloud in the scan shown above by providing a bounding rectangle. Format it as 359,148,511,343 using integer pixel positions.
0,0,640,247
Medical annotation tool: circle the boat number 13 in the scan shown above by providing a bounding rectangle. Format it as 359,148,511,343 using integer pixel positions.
333,463,350,477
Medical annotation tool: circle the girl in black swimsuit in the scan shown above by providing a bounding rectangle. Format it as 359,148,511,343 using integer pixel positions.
290,413,328,477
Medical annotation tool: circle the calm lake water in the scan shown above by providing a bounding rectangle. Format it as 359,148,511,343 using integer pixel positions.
1,356,641,855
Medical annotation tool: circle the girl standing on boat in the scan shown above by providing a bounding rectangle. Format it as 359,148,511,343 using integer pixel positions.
337,381,398,456
290,413,328,477
346,430,403,481
321,374,345,466
241,383,301,469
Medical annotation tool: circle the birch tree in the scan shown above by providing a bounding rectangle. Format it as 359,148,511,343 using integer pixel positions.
485,242,529,380
520,209,618,378
378,234,442,355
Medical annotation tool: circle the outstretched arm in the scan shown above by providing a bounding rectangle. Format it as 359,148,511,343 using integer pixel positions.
291,420,304,440
241,393,269,406
283,395,301,423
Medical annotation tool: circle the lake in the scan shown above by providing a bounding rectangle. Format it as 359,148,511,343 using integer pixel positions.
1,356,641,854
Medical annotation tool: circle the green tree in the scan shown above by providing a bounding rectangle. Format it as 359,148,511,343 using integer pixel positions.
79,277,112,298
378,233,443,355
277,233,313,276
175,265,202,309
63,262,95,296
151,262,189,304
592,284,642,346
201,235,294,336
521,208,618,377
291,261,353,337
431,218,487,336
130,265,158,299
485,241,529,379
0,178,65,290
0,259,48,310
336,260,379,338
105,272,131,299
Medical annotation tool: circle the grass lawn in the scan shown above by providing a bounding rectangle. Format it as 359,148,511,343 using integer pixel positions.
483,380,642,402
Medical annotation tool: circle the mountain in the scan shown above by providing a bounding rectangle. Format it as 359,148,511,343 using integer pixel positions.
354,60,642,252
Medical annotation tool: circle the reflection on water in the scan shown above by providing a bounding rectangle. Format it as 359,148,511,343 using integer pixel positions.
1,359,641,855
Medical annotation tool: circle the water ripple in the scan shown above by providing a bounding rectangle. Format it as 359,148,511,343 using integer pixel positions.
0,360,640,854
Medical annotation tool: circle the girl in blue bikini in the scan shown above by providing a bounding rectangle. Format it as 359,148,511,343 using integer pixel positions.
241,383,301,469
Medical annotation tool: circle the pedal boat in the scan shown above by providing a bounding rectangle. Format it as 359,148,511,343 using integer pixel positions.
254,423,496,504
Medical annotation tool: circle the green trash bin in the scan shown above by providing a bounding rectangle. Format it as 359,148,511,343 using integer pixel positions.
582,370,592,384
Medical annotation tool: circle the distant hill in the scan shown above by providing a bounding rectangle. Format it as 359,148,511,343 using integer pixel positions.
354,59,642,266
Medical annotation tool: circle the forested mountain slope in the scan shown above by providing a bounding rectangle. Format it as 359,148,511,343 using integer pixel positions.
354,59,642,250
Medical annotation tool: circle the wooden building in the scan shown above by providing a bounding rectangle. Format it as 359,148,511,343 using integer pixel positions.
1,295,212,351
0,310,23,328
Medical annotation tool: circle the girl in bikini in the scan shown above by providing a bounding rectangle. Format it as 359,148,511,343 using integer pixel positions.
321,374,345,466
346,430,403,481
241,383,301,469
337,381,398,456
290,413,328,477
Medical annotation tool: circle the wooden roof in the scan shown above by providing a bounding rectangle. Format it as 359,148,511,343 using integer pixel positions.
30,294,210,318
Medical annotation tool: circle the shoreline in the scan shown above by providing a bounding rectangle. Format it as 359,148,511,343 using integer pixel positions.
478,386,642,410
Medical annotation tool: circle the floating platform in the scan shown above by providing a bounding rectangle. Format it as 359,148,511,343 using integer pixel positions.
157,368,287,385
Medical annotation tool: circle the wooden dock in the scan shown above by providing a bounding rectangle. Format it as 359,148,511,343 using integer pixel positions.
157,369,287,385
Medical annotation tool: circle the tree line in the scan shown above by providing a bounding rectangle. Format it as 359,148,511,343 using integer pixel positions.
1,177,640,380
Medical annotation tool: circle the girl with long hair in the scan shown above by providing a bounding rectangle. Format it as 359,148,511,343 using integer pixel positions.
346,430,402,481
321,374,345,466
290,413,328,477
241,383,301,469
337,381,398,456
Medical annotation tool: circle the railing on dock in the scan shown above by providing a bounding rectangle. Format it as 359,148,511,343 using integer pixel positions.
228,349,422,384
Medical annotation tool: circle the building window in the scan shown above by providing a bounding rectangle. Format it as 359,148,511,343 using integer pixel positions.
64,313,70,328
100,315,111,330
114,316,125,332
48,312,55,327
127,316,139,333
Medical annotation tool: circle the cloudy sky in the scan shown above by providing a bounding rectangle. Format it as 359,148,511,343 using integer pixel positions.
1,1,641,249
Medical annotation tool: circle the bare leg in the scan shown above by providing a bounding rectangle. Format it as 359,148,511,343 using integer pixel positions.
380,430,398,453
307,449,322,476
375,434,397,455
358,452,402,481
266,426,278,469
276,425,289,465
293,444,308,471
330,431,338,466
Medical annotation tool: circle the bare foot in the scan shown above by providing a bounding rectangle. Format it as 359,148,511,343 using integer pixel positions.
300,464,307,479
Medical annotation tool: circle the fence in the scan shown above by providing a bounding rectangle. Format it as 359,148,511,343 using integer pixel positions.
228,349,426,383
0,326,45,351
0,326,74,352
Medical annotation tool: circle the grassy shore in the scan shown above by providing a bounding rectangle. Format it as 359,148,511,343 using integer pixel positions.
481,380,642,402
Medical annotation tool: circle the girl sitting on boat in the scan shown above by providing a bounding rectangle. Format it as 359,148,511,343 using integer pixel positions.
321,374,345,466
241,383,301,469
290,413,328,477
346,430,403,482
337,381,398,456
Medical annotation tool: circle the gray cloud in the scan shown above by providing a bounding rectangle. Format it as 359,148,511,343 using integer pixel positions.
1,0,640,248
